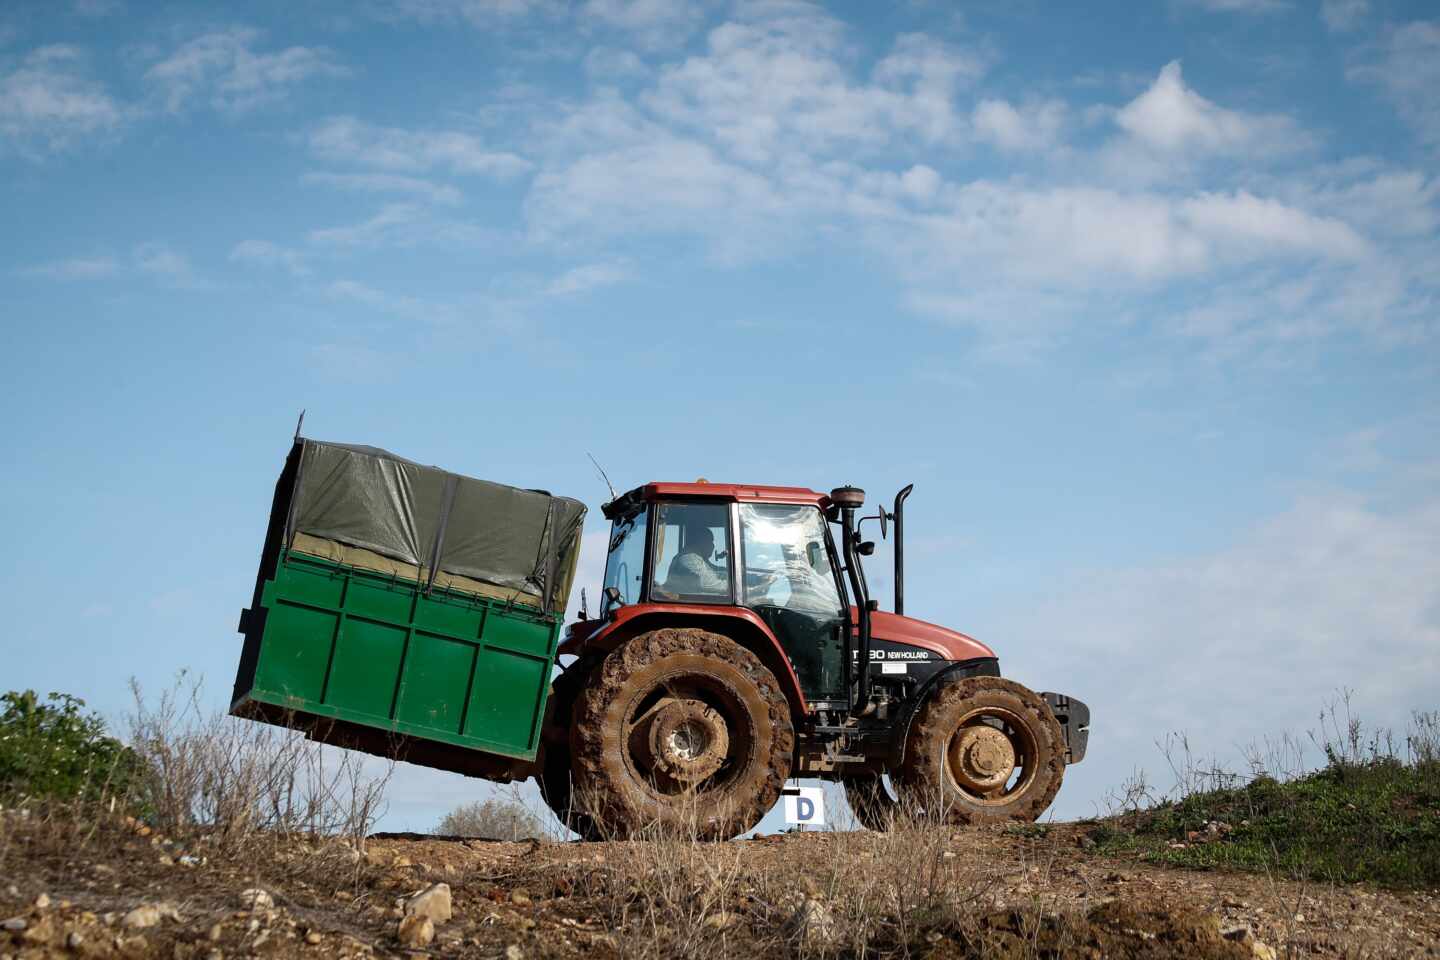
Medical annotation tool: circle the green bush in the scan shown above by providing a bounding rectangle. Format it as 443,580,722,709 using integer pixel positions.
1089,711,1440,888
0,690,141,804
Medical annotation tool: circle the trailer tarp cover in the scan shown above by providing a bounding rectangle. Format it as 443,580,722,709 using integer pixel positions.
285,439,585,615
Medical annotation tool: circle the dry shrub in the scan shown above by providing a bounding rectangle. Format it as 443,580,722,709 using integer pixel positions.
126,674,393,858
437,795,546,840
513,784,1012,959
0,673,394,895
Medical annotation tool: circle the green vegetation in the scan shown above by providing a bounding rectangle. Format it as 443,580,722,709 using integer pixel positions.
0,690,141,803
1091,712,1440,889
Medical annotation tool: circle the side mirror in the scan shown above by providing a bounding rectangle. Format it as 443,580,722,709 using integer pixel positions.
878,508,888,541
604,585,624,608
857,541,876,557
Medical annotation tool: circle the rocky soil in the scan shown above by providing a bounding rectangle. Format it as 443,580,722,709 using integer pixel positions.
1,816,1436,959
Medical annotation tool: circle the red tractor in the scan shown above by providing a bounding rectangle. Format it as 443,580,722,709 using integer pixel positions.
542,481,1089,839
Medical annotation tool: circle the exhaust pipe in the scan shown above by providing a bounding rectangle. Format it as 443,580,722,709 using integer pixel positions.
893,484,913,616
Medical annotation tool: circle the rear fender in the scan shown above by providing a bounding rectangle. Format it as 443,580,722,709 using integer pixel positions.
572,605,809,722
885,657,1000,768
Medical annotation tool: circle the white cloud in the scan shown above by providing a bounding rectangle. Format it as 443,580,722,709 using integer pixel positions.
1348,20,1440,146
1294,169,1440,238
515,6,1427,358
18,255,119,278
1178,190,1369,260
324,279,471,327
1113,60,1304,155
545,261,628,296
527,138,787,260
998,484,1440,817
308,341,396,383
1179,0,1290,13
324,278,530,332
380,0,561,25
640,15,982,165
581,0,710,51
583,46,649,82
972,98,1066,152
0,45,123,154
307,203,425,248
144,27,345,114
307,199,509,251
1320,0,1368,32
1168,265,1425,356
133,242,200,287
302,171,463,205
310,116,530,178
73,0,121,17
229,239,310,276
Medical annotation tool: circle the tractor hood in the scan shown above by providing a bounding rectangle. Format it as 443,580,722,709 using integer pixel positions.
863,609,997,663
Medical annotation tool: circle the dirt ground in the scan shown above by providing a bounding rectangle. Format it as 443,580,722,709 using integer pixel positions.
2,818,1437,959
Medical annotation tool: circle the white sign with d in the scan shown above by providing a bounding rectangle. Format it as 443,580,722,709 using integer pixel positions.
782,786,825,827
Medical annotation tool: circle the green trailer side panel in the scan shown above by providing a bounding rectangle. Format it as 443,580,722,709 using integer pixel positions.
466,649,549,747
252,602,334,706
396,633,474,733
238,550,560,762
330,617,407,719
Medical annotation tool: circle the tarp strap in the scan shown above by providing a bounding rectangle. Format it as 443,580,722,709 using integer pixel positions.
423,474,459,597
540,498,561,613
282,439,307,554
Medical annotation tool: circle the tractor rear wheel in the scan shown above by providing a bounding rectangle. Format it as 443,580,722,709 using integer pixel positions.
841,771,902,832
569,628,794,840
899,676,1064,825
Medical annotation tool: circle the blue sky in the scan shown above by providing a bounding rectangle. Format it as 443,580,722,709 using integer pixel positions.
2,0,1437,833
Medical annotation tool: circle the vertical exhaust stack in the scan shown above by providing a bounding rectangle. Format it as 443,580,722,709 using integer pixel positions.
893,484,913,616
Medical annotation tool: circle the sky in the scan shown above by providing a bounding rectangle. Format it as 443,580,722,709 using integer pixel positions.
2,0,1438,835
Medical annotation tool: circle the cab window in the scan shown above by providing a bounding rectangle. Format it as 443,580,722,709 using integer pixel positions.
601,507,648,612
651,502,732,602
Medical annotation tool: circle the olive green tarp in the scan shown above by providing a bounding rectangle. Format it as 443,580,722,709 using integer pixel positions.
282,439,586,616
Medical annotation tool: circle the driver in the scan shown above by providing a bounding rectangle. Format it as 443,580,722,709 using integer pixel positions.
665,526,729,596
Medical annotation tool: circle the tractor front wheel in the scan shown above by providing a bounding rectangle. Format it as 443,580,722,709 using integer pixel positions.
569,628,794,840
899,676,1064,825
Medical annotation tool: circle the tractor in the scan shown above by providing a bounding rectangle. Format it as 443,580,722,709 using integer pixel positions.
231,439,1087,841
540,481,1089,839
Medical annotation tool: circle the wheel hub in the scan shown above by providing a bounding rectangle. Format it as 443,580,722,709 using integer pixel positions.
949,724,1016,793
644,699,729,785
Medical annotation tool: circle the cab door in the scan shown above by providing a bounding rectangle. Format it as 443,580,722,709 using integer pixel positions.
737,503,847,703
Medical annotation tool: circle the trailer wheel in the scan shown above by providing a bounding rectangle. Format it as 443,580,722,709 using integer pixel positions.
570,628,793,840
841,771,902,832
899,676,1064,825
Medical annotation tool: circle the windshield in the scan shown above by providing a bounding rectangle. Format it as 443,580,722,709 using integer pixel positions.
602,507,648,613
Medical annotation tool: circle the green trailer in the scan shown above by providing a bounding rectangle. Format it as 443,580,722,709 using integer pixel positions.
231,438,586,780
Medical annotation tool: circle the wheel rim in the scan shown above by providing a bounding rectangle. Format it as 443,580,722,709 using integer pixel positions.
621,672,752,798
945,706,1036,804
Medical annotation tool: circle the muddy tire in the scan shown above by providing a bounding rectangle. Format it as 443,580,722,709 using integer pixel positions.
570,628,794,840
841,771,901,832
537,664,601,840
899,676,1064,825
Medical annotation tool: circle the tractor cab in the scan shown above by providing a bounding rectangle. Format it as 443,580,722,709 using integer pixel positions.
590,482,850,708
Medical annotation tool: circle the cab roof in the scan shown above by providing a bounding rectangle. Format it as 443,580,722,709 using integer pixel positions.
602,481,829,519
